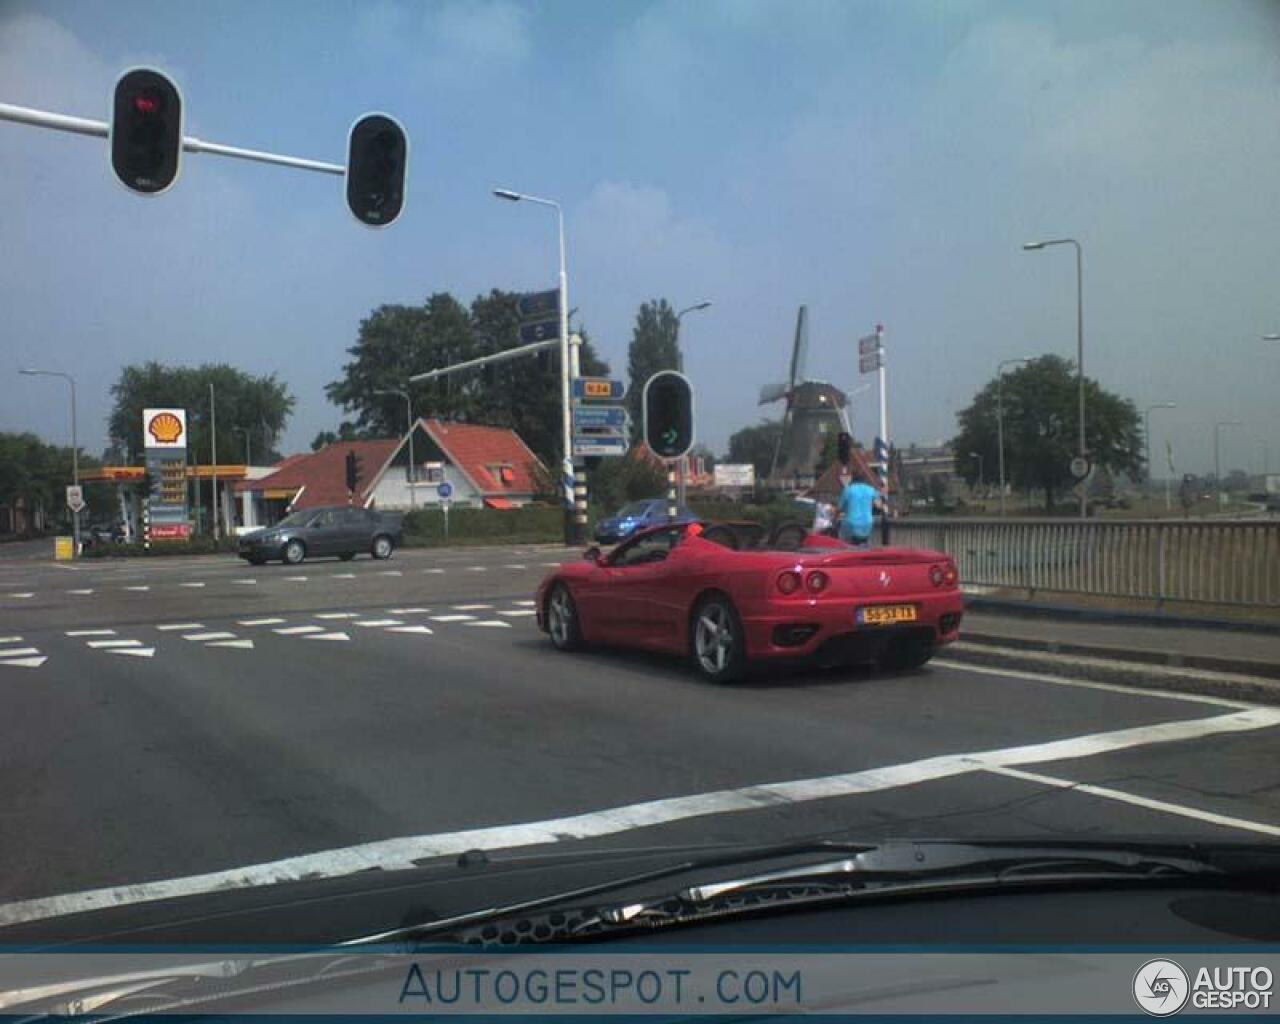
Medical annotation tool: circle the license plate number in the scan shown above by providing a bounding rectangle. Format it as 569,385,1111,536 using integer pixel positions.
858,604,917,625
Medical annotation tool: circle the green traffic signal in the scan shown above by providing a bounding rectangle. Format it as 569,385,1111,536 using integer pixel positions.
643,371,694,459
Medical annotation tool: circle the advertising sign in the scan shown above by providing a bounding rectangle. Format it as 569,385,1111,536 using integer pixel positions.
714,463,756,488
143,407,189,541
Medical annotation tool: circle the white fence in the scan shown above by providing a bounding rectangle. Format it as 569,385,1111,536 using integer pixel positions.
889,519,1280,608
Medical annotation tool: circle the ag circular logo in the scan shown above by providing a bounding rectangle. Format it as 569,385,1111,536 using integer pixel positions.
1133,959,1190,1016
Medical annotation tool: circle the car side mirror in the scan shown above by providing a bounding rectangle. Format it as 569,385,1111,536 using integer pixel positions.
583,545,602,563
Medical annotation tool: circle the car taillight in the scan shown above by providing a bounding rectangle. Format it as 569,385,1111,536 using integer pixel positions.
805,570,829,594
929,564,945,587
777,570,801,594
943,563,959,586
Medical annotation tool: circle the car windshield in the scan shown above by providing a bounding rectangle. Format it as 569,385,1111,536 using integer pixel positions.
3,0,1278,979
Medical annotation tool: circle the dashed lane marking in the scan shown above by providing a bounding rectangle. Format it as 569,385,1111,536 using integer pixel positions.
179,582,206,588
423,568,445,574
238,617,286,626
67,589,94,595
0,647,41,658
0,636,22,644
5,593,34,599
499,609,537,618
429,614,474,623
386,625,434,635
156,623,203,631
502,564,528,570
388,607,430,614
0,655,46,669
331,573,356,579
108,647,155,658
354,619,403,628
379,570,403,577
315,612,357,620
274,626,325,636
285,576,309,582
123,586,150,592
182,632,238,642
465,567,488,573
87,639,143,649
66,629,115,637
454,603,492,610
515,600,537,607
304,631,349,641
207,639,255,650
230,579,257,586
465,620,512,629
8,707,1276,927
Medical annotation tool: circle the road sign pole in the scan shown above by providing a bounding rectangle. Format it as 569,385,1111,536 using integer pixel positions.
557,208,577,546
667,463,678,521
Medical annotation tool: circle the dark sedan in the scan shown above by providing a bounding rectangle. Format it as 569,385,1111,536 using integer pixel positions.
238,505,402,565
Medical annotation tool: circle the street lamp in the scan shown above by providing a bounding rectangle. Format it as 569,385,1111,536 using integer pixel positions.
18,368,79,553
1024,237,1085,517
996,356,1031,517
969,451,984,494
1263,333,1280,342
1214,420,1242,505
674,301,711,504
234,425,252,466
493,186,574,543
374,387,416,509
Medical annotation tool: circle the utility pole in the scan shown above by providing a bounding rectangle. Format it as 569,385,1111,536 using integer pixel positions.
674,301,711,506
210,380,219,540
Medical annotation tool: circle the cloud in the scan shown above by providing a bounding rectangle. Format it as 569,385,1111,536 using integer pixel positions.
430,0,531,64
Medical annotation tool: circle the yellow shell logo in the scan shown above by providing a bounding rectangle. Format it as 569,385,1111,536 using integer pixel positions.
148,411,184,444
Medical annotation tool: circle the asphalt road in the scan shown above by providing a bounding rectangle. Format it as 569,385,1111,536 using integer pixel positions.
2,543,1279,930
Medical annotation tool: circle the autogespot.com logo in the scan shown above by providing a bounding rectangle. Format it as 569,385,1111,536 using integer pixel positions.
1133,959,1190,1016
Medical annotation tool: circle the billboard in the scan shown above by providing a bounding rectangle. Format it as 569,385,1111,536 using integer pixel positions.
714,463,756,488
143,408,190,541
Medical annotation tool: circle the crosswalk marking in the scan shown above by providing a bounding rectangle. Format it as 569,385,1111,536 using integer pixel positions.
429,614,474,622
156,623,203,631
388,607,429,614
238,617,286,626
88,639,143,649
304,631,349,641
108,647,155,658
207,639,254,650
499,609,536,617
465,620,512,629
315,612,357,620
454,603,492,610
0,655,46,669
354,619,402,627
0,636,22,644
0,647,41,658
182,632,238,642
386,625,434,635
66,629,115,637
274,625,325,635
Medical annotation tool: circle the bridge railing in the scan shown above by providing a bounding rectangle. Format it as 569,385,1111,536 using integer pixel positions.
888,518,1280,608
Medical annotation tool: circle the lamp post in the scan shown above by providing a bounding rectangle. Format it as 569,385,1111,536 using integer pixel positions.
494,187,575,542
1024,238,1085,517
374,387,416,509
674,301,711,504
996,357,1031,517
1263,333,1280,342
18,368,78,553
1214,420,1242,506
1143,403,1176,503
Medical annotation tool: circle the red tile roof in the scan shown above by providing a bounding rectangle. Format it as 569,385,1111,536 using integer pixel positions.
234,439,399,510
422,418,545,496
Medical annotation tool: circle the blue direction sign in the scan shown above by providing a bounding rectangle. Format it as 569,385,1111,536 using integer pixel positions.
573,377,625,401
436,480,453,500
519,318,559,345
518,289,559,319
572,405,627,430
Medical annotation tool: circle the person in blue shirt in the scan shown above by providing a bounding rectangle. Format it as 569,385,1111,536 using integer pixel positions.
837,468,883,545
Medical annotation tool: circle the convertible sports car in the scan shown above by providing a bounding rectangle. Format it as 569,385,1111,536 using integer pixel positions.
535,521,963,682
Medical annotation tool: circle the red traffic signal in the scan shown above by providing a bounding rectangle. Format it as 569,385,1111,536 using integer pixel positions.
346,113,408,227
111,68,183,195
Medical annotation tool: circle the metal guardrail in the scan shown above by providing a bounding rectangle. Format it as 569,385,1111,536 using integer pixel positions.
890,518,1280,607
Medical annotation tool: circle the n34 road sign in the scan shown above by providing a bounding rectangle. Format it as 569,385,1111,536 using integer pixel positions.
517,289,559,320
572,405,627,429
519,318,559,345
573,378,625,400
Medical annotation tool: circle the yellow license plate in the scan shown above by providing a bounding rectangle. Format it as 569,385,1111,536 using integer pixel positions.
857,604,917,625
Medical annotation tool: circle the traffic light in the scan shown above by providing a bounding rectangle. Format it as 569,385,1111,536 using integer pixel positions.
111,68,183,195
837,431,852,467
346,113,408,227
643,371,695,459
345,450,363,495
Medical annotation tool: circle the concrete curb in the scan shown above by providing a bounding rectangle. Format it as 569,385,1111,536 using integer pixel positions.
943,642,1280,706
965,595,1280,637
962,630,1280,682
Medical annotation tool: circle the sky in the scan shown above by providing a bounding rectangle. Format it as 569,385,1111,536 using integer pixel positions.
2,0,1279,476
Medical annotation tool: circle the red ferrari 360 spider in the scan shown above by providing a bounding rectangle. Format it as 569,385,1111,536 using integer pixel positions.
535,521,963,682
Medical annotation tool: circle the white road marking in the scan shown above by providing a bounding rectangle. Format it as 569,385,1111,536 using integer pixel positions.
179,582,206,588
315,612,357,620
304,631,349,641
984,764,1280,838
285,576,309,582
0,647,41,658
499,609,537,618
207,639,254,650
6,593,34,599
183,632,238,642
465,620,512,629
379,570,403,577
231,579,257,586
331,573,356,579
355,619,403,628
388,607,429,614
274,625,324,636
502,564,528,570
0,655,46,669
238,617,286,626
0,636,22,644
454,603,492,610
932,659,1257,711
386,625,434,635
123,586,150,592
6,707,1275,928
156,623,203,631
67,589,94,595
108,647,155,658
66,629,115,637
539,562,561,567
88,639,143,649
429,614,475,622
423,568,445,574
515,600,537,607
465,566,488,572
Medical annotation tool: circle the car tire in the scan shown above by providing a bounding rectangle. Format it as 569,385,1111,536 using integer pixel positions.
371,534,393,560
339,552,356,562
546,583,583,652
283,539,306,565
690,594,748,683
878,637,935,672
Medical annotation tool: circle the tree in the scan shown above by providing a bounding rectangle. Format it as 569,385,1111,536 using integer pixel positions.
726,419,784,481
310,421,365,451
625,299,681,444
108,363,294,467
951,355,1142,513
0,431,100,530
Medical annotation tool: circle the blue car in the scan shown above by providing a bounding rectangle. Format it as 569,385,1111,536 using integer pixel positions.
594,498,697,544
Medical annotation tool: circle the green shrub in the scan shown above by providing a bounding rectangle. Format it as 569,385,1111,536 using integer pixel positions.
401,505,566,546
79,536,239,557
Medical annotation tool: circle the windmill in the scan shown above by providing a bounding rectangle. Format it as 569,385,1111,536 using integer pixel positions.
758,305,851,488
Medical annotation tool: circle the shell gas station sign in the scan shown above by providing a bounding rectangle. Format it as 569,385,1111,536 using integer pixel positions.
143,408,190,541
